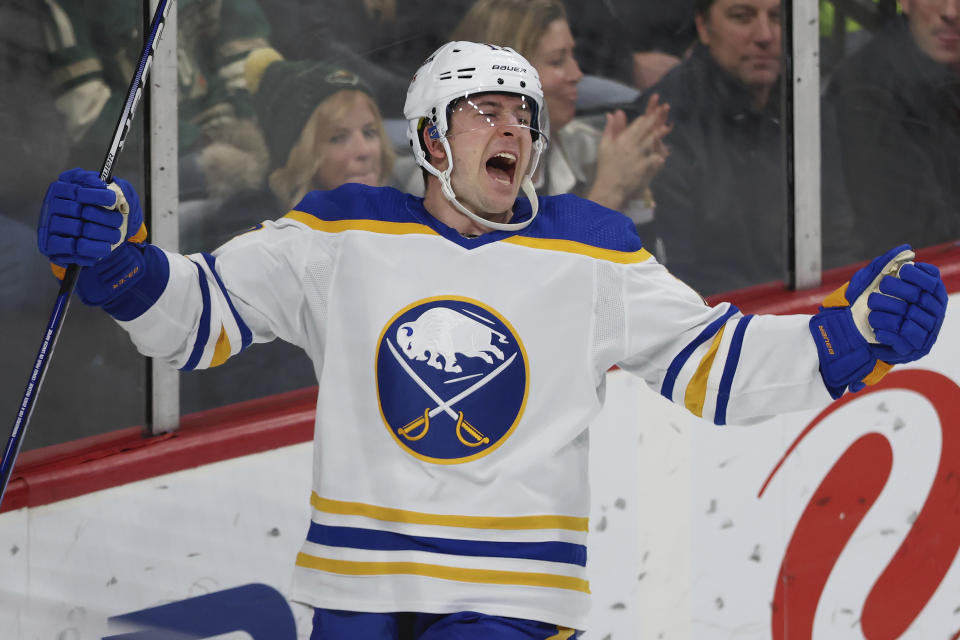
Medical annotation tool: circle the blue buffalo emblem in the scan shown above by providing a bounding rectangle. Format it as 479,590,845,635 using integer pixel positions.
376,296,529,463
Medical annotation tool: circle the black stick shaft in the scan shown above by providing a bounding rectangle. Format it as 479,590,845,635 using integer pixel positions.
0,0,174,510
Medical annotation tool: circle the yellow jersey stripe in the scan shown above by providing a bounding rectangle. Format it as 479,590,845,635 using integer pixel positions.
284,211,439,236
502,236,652,264
284,211,649,264
209,326,232,367
296,553,591,593
684,325,726,418
312,494,589,532
545,628,577,640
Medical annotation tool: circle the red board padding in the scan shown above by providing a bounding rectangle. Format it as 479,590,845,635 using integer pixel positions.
0,386,317,513
4,243,960,513
708,242,960,313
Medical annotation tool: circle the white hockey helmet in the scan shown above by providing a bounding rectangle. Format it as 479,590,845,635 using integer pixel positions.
404,41,547,231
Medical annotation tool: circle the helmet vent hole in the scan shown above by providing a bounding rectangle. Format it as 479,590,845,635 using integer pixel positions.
497,78,504,85
520,81,526,88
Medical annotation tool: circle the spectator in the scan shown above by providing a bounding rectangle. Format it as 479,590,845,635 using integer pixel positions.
254,51,396,209
826,1,960,257
182,48,397,251
565,0,697,91
633,0,856,296
181,51,397,412
1,0,69,223
256,0,475,117
44,0,271,201
1,0,144,449
446,0,671,220
1,0,68,405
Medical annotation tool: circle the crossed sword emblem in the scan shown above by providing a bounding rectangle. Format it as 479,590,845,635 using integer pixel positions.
386,339,517,447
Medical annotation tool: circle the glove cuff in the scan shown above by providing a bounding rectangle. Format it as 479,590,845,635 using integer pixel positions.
809,307,878,399
101,243,170,321
76,243,147,307
76,242,170,321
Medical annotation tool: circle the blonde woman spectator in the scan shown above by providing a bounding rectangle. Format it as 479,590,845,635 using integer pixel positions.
446,0,671,220
248,49,396,211
185,49,397,250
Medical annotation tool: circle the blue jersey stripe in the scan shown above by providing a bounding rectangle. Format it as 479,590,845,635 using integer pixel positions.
306,523,587,567
714,314,754,425
200,252,253,351
181,260,212,371
661,305,739,401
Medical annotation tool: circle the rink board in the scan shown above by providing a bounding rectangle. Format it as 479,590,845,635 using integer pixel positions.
2,244,960,639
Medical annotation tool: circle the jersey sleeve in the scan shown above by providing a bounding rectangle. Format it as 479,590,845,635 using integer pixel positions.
116,217,320,371
608,256,833,425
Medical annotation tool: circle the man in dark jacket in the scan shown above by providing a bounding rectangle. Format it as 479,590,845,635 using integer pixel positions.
825,1,960,258
631,0,854,296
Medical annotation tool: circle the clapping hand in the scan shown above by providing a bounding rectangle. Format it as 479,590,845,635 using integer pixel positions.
588,94,671,211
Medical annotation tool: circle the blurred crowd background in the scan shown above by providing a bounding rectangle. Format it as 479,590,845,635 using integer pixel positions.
1,0,957,449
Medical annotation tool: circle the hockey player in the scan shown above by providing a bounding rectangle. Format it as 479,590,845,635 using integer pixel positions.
36,42,947,639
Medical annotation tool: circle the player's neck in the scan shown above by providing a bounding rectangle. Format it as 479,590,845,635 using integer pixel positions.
423,184,511,237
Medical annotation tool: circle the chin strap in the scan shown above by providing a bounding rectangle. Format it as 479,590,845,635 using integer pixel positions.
431,136,539,232
441,174,539,232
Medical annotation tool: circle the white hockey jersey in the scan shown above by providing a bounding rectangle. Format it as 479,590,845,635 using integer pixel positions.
114,184,833,629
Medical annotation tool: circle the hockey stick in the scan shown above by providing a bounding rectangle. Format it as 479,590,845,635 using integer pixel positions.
0,0,174,509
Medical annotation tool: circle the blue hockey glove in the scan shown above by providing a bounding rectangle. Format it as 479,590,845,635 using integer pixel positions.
810,245,948,398
865,262,947,360
38,168,149,306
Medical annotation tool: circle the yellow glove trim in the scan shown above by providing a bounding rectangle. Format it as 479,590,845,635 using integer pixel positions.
822,282,850,309
863,360,894,386
129,222,148,243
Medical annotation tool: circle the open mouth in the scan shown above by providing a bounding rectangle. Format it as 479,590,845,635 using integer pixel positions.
485,151,517,186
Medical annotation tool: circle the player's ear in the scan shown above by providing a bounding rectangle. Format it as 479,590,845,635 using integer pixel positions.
422,126,447,163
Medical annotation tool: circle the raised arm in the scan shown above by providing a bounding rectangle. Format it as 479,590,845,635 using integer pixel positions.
613,246,947,425
37,168,315,370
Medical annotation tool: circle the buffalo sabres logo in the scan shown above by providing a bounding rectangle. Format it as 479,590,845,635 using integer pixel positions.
376,296,529,464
